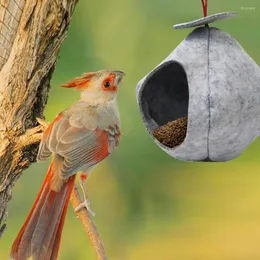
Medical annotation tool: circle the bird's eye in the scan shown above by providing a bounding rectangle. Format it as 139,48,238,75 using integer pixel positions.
104,81,110,88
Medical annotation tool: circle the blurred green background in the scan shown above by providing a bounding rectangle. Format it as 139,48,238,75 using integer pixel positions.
1,0,260,259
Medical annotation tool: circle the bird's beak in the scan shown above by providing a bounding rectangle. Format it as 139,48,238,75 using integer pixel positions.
114,70,126,85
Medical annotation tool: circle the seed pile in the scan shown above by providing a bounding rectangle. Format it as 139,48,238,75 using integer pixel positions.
153,117,188,148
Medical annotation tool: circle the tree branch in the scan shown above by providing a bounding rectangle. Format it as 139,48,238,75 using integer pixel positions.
70,187,108,260
0,0,78,238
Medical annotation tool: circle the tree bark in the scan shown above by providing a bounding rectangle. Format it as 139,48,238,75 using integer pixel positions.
0,0,78,238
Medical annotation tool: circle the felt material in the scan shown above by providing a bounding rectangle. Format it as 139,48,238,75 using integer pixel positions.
173,12,238,29
136,26,260,162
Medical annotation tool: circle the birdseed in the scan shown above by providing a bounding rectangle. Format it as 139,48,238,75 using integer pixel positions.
153,117,188,148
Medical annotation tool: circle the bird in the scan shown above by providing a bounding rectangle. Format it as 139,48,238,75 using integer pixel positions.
10,69,125,260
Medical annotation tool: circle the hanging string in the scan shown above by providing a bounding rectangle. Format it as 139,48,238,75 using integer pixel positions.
201,0,208,17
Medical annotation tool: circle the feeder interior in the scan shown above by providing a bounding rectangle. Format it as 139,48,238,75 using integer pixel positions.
140,60,189,138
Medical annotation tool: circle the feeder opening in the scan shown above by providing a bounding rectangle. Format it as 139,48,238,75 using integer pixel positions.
140,61,189,148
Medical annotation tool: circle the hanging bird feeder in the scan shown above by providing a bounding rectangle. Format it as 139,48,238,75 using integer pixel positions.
136,1,260,162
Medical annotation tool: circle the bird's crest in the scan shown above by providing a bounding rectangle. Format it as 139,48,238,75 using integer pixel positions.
60,72,96,90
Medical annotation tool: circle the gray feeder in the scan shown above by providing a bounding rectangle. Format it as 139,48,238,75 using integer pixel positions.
136,12,260,162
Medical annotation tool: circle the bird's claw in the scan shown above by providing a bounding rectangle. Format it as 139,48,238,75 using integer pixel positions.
74,200,95,217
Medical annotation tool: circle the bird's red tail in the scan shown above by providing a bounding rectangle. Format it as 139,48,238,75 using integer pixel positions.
10,162,76,260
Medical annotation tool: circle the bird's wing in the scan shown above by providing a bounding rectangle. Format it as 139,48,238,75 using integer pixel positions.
37,112,120,179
